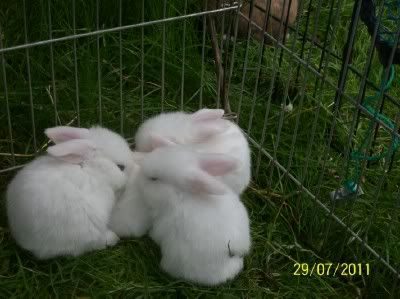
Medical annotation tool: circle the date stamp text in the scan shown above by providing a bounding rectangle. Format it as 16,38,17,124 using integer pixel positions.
293,263,370,276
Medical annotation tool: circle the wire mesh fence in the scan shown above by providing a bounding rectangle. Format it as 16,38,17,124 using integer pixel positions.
1,0,400,294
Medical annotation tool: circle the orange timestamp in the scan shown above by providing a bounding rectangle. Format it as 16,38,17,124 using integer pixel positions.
293,262,370,276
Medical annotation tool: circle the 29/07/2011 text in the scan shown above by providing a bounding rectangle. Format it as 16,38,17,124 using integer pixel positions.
293,263,370,276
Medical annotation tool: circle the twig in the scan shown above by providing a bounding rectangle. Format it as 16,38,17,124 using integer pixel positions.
208,14,231,113
45,85,62,125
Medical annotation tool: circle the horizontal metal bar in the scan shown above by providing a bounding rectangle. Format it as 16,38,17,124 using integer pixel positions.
0,164,24,174
0,6,238,54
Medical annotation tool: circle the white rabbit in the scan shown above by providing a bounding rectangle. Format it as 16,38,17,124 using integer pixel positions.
136,146,251,286
6,126,134,259
108,152,152,238
134,108,251,195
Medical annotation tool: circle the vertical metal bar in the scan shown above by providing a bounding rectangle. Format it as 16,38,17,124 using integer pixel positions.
216,0,225,109
275,0,338,194
247,0,273,134
294,0,313,84
72,0,80,127
314,12,366,171
254,0,303,176
357,2,390,168
220,0,236,114
312,0,364,201
388,144,397,171
0,29,15,165
140,0,144,120
119,0,123,133
23,0,37,151
336,11,377,159
208,15,223,110
96,0,102,124
362,114,400,261
273,0,294,114
267,0,321,187
301,0,345,180
325,0,388,198
311,1,365,250
253,55,279,176
312,0,336,97
219,0,225,52
331,0,362,113
199,0,208,109
161,0,167,112
277,0,294,68
180,0,188,111
225,0,242,111
237,0,256,123
367,64,390,168
48,0,58,125
254,0,306,176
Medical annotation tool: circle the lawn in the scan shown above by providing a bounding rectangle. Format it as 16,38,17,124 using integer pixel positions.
1,0,400,297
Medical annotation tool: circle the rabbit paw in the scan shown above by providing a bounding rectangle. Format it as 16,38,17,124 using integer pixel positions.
227,239,249,258
105,230,119,247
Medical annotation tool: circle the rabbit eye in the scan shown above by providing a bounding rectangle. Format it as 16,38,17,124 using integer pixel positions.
117,164,125,171
149,177,158,181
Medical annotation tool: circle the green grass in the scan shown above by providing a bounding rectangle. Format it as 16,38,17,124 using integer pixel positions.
1,0,400,297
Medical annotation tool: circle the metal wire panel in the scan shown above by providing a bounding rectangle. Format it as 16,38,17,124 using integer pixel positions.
0,0,399,285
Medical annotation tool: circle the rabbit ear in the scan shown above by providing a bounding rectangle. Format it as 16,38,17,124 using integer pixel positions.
185,171,227,195
150,135,176,149
45,126,90,144
191,108,225,122
192,119,229,141
198,154,238,176
47,139,96,164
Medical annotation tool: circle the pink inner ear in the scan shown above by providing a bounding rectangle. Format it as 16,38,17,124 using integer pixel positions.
186,173,226,195
199,155,237,176
45,126,90,144
191,108,225,122
193,120,229,141
150,135,176,149
47,139,95,164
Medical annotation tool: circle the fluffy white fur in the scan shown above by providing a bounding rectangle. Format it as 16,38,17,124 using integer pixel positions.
134,108,251,194
108,152,152,238
136,146,251,286
6,126,134,259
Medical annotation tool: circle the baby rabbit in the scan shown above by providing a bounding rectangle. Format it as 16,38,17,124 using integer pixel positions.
108,152,152,238
6,126,134,259
135,108,251,195
239,0,298,43
208,0,298,44
136,146,251,286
